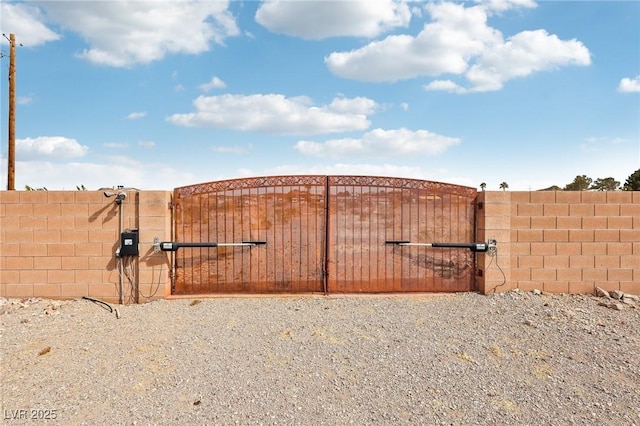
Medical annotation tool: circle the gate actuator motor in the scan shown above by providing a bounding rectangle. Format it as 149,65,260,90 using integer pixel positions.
157,241,267,252
386,239,497,253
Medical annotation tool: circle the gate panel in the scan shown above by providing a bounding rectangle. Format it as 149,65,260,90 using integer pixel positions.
173,176,326,294
326,176,476,293
173,175,476,294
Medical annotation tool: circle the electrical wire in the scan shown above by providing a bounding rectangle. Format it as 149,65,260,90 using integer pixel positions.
488,244,507,293
128,256,137,303
138,255,164,301
116,257,124,302
124,255,136,304
116,253,165,303
117,256,136,304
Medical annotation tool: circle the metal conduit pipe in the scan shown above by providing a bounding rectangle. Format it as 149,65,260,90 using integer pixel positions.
103,189,127,304
118,199,124,304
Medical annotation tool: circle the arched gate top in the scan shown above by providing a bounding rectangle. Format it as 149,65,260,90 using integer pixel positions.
175,175,476,197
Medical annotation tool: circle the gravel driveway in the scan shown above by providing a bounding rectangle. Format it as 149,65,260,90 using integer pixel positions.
1,291,639,425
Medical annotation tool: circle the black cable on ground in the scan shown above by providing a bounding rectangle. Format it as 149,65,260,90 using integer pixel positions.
81,296,113,313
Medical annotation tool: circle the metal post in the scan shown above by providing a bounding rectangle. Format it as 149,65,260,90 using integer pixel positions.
118,201,124,304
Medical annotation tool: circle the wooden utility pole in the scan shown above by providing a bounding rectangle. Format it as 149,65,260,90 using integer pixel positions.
7,33,16,190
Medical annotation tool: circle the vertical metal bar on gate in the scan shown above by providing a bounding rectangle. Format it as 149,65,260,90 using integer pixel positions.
322,176,330,294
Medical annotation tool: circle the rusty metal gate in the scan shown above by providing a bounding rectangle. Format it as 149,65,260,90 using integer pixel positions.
170,176,477,295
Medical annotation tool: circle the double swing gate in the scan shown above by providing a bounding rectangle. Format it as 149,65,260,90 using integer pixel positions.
167,176,479,295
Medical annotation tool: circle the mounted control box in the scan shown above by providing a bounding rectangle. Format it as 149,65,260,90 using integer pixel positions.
120,229,139,256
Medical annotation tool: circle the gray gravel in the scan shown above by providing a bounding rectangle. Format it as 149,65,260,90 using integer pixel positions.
1,291,639,425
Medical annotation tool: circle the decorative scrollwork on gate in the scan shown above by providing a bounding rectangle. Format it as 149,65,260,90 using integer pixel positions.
328,175,476,197
408,252,474,280
177,175,476,198
176,175,327,197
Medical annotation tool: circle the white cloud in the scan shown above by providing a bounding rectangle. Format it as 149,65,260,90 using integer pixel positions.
212,144,253,155
255,0,412,40
423,80,468,94
400,103,409,111
325,2,501,82
328,97,378,115
411,6,423,18
200,76,227,92
479,0,537,14
427,30,591,94
0,3,60,47
294,128,460,158
580,136,627,153
4,158,195,191
174,84,186,93
126,111,146,120
326,1,590,92
265,163,425,179
16,136,89,160
167,94,377,135
462,30,591,92
138,141,156,149
34,1,239,67
618,76,640,93
17,96,34,105
103,142,128,149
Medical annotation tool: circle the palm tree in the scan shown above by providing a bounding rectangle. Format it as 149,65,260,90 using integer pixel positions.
480,182,486,191
499,182,509,191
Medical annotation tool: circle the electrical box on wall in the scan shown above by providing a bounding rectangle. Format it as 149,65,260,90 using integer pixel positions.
120,229,139,256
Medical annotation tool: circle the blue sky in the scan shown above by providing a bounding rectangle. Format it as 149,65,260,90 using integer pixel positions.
1,0,638,191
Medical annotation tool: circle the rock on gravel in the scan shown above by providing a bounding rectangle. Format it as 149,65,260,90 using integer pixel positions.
1,292,639,425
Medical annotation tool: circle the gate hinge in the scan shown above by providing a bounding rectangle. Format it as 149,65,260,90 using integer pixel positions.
169,268,175,293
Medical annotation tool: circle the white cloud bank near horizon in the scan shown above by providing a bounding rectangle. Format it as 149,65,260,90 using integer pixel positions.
294,128,460,158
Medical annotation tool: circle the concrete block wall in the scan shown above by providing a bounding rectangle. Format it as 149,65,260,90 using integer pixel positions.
476,191,511,294
135,191,174,303
478,191,640,295
2,189,638,301
0,190,172,303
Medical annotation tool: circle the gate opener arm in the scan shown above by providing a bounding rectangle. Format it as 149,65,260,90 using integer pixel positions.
385,240,496,253
158,241,267,252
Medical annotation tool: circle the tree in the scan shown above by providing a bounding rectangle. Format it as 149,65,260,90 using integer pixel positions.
540,185,562,191
479,182,486,191
499,182,509,191
622,168,640,191
564,175,592,191
590,177,620,191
